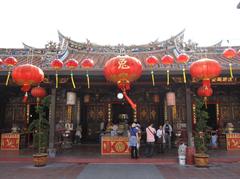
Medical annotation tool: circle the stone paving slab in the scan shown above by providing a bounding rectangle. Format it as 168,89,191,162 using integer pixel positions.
77,164,164,179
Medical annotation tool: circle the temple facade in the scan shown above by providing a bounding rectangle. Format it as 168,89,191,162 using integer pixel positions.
0,30,240,149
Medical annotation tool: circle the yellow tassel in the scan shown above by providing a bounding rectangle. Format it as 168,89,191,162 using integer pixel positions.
56,72,58,89
5,71,11,86
167,70,170,86
86,73,90,89
183,67,186,83
70,72,76,89
151,70,155,86
229,63,233,79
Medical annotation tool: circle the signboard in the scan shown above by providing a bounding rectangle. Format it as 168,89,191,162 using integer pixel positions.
226,133,240,150
1,133,20,150
101,136,130,155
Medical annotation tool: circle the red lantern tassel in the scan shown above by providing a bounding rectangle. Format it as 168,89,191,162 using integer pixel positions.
23,92,28,103
70,72,76,89
55,72,58,89
5,70,11,86
122,91,136,110
86,72,90,89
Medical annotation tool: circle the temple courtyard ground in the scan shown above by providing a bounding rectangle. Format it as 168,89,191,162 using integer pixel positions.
0,145,240,178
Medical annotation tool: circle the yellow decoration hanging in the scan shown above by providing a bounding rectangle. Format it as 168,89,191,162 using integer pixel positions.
167,70,170,86
151,70,155,86
55,72,59,89
183,67,186,83
86,73,90,89
229,63,233,79
5,71,11,86
70,72,76,89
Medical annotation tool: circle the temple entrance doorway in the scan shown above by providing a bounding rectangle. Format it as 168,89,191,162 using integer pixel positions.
204,104,217,130
112,103,133,125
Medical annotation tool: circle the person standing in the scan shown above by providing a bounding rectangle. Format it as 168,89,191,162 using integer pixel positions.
128,123,139,159
156,125,165,153
163,121,173,150
145,123,156,157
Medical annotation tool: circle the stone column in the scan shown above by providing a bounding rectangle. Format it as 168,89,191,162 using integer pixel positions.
185,87,193,146
48,88,56,157
185,86,195,165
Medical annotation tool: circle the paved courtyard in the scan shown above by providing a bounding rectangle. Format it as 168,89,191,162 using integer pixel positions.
0,162,240,179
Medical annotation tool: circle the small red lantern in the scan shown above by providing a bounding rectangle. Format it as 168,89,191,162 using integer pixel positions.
197,86,213,97
197,85,213,107
223,48,236,59
177,53,190,83
104,55,142,110
12,64,44,103
161,55,174,85
80,58,94,89
223,48,237,78
146,56,158,86
31,86,47,105
3,56,18,86
65,59,78,88
51,59,63,88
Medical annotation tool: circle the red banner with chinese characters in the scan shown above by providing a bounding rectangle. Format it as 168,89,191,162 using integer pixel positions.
1,133,20,150
101,136,130,155
226,133,240,150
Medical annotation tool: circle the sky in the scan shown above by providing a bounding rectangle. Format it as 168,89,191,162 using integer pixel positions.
0,0,240,48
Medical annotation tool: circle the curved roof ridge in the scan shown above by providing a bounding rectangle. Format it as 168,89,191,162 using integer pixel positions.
58,29,185,48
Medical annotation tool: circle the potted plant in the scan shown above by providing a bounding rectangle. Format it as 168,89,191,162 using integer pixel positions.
29,96,50,167
193,97,210,167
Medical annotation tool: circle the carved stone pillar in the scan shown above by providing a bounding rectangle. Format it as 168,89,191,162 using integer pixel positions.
48,88,56,157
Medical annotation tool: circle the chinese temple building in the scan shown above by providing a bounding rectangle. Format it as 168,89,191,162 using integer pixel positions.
0,30,240,152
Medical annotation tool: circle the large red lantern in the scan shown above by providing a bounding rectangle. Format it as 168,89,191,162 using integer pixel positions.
161,55,174,85
104,55,142,110
12,64,44,103
51,59,63,88
3,56,18,86
80,58,94,89
31,86,47,105
190,58,221,107
176,53,190,83
65,59,78,88
146,56,158,86
190,58,221,80
223,48,237,79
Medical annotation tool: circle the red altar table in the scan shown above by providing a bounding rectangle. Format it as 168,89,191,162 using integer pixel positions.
1,133,20,150
101,136,130,155
226,133,240,150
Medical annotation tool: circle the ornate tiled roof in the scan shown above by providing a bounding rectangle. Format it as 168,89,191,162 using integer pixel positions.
0,30,240,76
